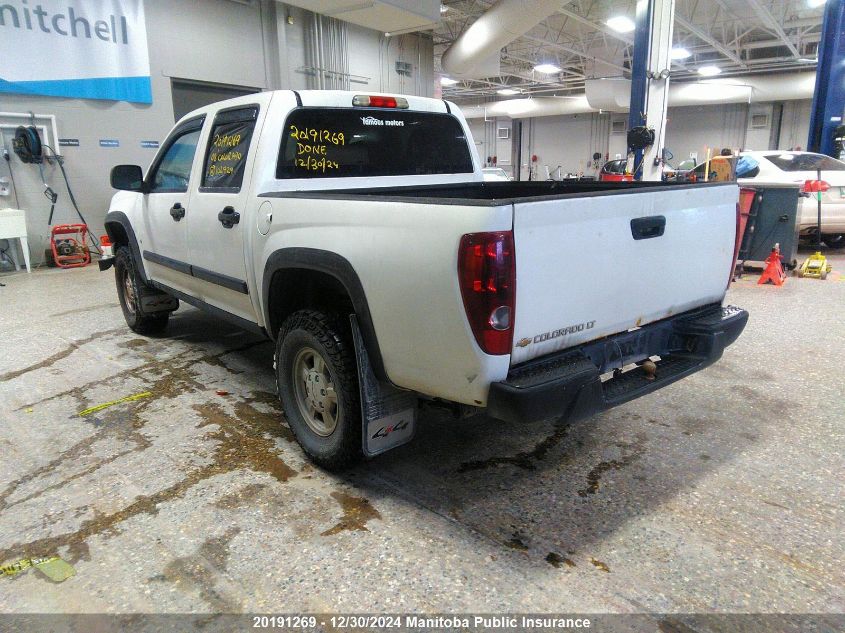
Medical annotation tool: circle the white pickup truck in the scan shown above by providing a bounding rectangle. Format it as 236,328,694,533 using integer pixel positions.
102,90,748,468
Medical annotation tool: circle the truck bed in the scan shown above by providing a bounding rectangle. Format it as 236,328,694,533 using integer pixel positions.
262,179,738,369
260,179,728,204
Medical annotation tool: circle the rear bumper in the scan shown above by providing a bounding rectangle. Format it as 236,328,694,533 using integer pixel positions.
487,304,748,424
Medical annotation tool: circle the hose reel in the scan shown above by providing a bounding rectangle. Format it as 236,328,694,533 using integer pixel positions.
12,126,43,164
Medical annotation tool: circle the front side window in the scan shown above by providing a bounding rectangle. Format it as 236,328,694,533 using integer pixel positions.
276,108,474,179
150,128,201,193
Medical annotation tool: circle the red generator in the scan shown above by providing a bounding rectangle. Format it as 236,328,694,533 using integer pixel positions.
51,224,91,268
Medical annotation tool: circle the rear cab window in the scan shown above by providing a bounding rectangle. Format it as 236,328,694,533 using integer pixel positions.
764,153,845,172
276,108,474,179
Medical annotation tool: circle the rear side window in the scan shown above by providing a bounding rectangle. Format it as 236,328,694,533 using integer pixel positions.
764,153,845,172
201,106,259,191
276,108,474,179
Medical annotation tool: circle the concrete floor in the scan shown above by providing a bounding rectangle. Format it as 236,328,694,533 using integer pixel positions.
0,252,843,618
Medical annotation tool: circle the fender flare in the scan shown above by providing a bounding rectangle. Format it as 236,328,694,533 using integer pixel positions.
263,248,389,383
103,211,147,282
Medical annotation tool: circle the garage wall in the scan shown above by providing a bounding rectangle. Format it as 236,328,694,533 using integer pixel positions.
482,98,815,180
779,99,813,150
529,113,605,178
664,103,749,163
0,0,434,265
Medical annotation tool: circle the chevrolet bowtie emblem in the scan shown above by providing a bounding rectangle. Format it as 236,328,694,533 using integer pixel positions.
516,338,532,348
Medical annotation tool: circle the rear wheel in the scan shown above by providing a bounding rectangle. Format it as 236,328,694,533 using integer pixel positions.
823,233,845,249
114,247,170,335
276,310,361,469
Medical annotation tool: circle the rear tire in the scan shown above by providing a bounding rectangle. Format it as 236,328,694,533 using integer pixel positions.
823,233,845,249
114,247,170,335
276,310,362,470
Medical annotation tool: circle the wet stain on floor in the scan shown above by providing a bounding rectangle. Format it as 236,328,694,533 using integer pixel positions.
213,484,270,510
577,433,647,497
545,552,576,568
49,302,119,318
150,527,242,612
457,422,571,473
732,384,792,412
123,339,149,349
0,327,125,383
505,532,530,552
0,338,294,566
320,491,381,536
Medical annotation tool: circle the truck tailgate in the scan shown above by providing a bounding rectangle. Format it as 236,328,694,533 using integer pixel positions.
511,184,738,365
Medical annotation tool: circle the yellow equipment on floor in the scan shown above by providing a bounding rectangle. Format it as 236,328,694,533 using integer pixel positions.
796,251,832,279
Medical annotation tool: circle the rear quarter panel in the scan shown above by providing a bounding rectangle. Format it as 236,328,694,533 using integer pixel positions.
254,196,512,405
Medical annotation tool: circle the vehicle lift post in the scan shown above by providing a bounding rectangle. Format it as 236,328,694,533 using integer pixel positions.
628,0,675,181
807,0,845,159
803,0,844,278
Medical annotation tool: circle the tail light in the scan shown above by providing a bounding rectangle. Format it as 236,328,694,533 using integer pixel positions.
458,231,516,355
801,179,830,193
351,95,409,109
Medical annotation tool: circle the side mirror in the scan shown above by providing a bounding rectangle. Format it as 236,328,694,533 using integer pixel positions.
110,165,145,192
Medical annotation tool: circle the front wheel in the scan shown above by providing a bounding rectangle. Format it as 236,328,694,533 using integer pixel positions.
114,247,170,335
276,310,362,469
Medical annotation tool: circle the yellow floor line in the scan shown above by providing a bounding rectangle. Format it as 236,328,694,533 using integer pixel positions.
78,391,152,417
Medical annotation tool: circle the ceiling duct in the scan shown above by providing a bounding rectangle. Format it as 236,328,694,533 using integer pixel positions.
460,72,817,119
441,0,566,80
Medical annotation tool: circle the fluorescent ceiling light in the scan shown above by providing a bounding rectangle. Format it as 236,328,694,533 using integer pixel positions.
670,47,691,60
697,65,722,76
534,63,561,74
440,77,459,86
498,88,519,95
606,16,635,33
807,0,826,8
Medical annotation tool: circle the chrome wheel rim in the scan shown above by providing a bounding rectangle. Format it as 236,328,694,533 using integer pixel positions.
122,269,137,315
292,346,340,437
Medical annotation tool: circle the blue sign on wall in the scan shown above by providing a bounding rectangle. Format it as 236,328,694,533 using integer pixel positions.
99,139,120,148
0,0,152,104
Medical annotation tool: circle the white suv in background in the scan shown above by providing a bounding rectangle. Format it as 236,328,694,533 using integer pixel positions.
739,151,845,249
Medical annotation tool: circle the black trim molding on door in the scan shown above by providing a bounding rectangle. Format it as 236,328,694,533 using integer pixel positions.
143,250,249,294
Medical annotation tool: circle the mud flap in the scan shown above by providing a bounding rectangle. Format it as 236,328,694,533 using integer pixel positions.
349,315,416,457
138,288,179,314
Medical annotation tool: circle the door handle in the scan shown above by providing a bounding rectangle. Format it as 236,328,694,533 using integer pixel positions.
169,203,185,221
630,215,666,240
218,206,240,229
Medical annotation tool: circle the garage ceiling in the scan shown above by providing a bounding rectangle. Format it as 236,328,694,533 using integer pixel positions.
435,0,824,101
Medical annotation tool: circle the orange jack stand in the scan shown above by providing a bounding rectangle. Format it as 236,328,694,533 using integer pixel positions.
758,243,787,286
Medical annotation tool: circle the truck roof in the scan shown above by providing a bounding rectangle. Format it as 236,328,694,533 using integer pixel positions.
175,89,454,128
